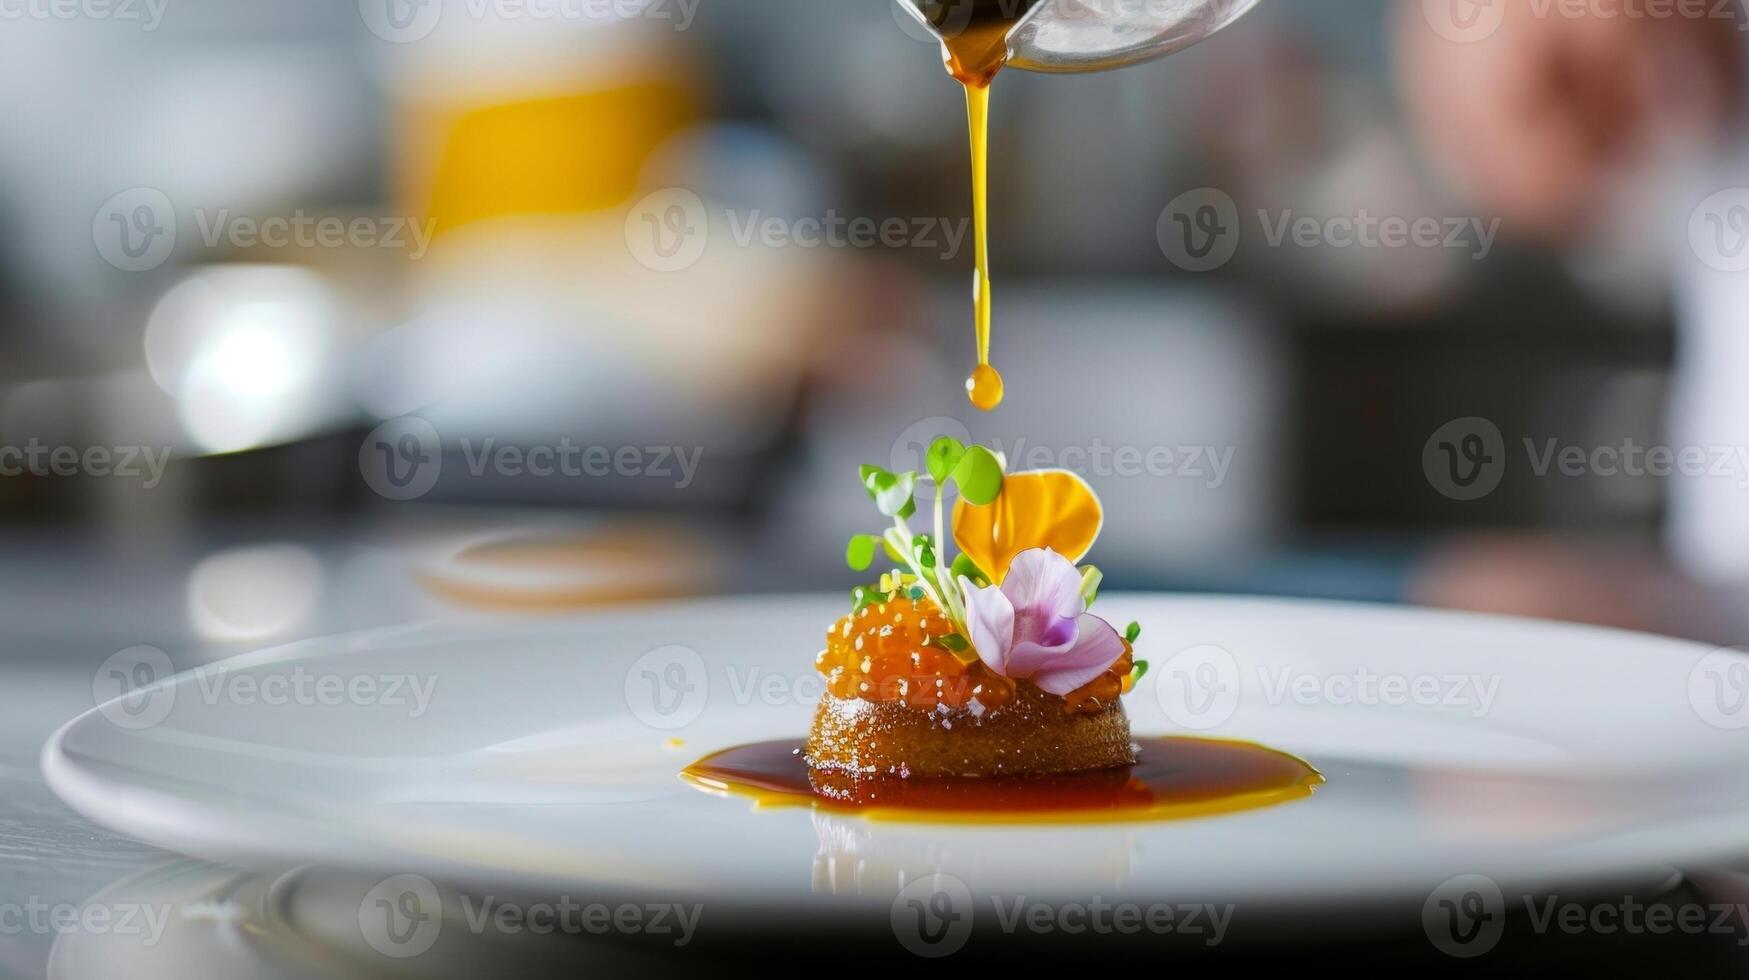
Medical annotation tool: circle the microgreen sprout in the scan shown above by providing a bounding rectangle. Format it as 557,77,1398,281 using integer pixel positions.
1079,565,1103,608
847,437,1006,649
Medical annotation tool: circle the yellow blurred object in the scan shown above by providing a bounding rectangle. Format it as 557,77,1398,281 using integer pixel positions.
401,84,695,239
953,469,1105,583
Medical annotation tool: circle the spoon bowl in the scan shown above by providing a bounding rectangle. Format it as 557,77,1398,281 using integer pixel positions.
897,0,1266,75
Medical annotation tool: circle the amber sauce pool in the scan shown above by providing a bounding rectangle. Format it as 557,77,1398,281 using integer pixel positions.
935,1,1033,412
682,738,1324,824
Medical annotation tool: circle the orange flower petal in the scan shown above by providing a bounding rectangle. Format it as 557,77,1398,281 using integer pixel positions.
953,469,1104,583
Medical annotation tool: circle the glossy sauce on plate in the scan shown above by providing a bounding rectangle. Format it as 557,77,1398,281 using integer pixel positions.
683,737,1324,824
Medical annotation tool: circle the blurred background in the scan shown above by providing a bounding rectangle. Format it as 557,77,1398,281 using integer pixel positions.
1,0,1749,659
10,2,1749,975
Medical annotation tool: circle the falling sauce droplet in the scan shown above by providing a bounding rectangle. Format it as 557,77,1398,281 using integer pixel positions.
967,363,1005,411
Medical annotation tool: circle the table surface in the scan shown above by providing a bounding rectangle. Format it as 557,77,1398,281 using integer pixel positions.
0,524,467,980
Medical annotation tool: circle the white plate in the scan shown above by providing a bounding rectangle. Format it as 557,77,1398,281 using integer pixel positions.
41,595,1749,912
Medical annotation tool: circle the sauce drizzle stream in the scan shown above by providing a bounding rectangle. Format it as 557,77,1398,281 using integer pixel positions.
935,0,1033,411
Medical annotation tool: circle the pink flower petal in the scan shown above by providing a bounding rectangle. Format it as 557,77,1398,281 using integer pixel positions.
958,576,1015,676
957,551,1124,696
1000,549,1085,623
1001,548,1085,650
1031,615,1128,696
1005,638,1071,678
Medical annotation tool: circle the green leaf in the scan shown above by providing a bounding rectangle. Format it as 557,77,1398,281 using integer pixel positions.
851,585,889,612
911,534,937,569
1130,660,1149,683
949,554,989,587
874,471,917,518
1079,565,1103,608
931,632,978,664
859,464,890,501
951,446,1003,506
882,534,907,565
882,528,913,567
908,586,925,601
1125,621,1142,644
846,535,880,571
926,437,967,484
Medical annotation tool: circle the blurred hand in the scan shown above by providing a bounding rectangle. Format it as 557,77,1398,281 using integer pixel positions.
1396,0,1741,243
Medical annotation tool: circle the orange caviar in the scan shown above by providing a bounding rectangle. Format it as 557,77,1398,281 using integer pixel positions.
816,595,1010,711
816,595,1134,716
1065,646,1133,715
